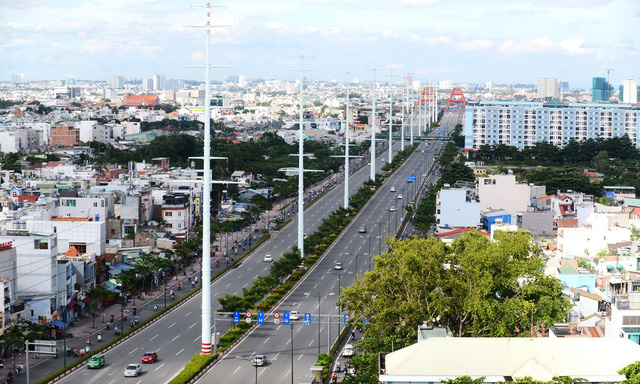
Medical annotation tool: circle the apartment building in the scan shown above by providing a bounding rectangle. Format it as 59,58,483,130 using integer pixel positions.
464,101,640,150
50,125,81,147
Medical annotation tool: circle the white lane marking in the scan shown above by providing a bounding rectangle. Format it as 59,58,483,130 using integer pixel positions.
243,283,248,288
286,338,291,345
129,347,138,354
276,325,281,331
233,366,241,374
168,322,176,328
264,337,270,344
308,340,314,346
193,335,201,342
298,354,304,361
155,363,165,371
150,335,158,341
185,311,192,317
286,369,291,377
189,322,197,329
226,283,231,288
172,335,180,341
176,348,184,355
274,352,280,360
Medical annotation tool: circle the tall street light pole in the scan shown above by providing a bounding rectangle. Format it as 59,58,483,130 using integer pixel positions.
388,69,394,164
368,68,381,181
400,79,405,151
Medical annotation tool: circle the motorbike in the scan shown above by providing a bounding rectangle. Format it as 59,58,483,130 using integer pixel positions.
97,333,103,342
154,303,158,311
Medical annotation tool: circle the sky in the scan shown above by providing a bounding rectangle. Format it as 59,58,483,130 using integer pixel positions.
1,0,639,88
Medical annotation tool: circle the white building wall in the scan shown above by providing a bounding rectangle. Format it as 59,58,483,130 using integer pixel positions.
437,189,481,228
77,121,97,143
557,213,631,258
25,221,106,256
0,130,28,153
623,79,638,104
477,174,530,213
58,197,108,221
0,235,58,296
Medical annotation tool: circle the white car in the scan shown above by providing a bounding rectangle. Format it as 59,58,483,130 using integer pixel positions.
264,254,273,262
342,344,355,357
124,363,142,377
390,186,396,192
252,355,267,366
290,311,300,320
334,262,343,270
390,206,396,212
397,194,403,199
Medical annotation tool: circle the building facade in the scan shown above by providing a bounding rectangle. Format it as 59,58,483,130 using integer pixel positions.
537,77,561,100
593,77,614,102
50,125,81,148
464,101,640,150
623,79,639,104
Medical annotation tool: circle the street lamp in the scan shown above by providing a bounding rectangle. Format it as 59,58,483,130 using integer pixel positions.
235,356,261,384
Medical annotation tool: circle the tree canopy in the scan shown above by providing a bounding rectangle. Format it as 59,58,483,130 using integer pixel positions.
340,231,570,354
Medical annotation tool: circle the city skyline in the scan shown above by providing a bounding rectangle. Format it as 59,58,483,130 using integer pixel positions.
1,0,639,87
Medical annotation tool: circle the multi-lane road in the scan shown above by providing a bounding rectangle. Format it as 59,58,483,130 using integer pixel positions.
199,140,444,384
55,142,396,384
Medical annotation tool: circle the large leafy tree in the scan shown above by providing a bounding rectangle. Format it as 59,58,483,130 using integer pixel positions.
340,231,570,355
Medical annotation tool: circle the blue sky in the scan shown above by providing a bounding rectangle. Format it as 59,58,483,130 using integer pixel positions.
1,0,638,88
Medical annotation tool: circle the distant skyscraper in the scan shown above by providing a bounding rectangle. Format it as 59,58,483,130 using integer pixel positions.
592,77,614,102
111,76,125,89
143,78,153,90
153,73,166,90
238,75,247,87
537,78,561,100
622,79,638,104
11,74,25,83
439,80,453,90
561,82,569,92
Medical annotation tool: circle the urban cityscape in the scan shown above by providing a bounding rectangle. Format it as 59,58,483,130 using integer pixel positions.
0,1,640,384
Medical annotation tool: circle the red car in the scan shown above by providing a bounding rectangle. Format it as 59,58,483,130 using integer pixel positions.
141,351,158,364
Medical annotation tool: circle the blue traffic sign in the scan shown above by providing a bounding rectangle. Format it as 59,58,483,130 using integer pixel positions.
304,313,311,325
283,312,290,325
362,315,368,324
257,312,265,325
407,175,416,182
233,311,240,324
343,314,350,324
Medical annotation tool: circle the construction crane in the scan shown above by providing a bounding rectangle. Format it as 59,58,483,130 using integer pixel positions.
590,67,615,99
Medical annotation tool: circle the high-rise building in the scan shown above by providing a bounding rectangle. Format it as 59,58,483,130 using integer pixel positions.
537,78,561,100
152,73,166,90
464,101,640,150
592,77,614,102
622,79,638,104
143,78,153,90
111,76,125,89
438,80,453,90
561,82,569,92
11,74,25,83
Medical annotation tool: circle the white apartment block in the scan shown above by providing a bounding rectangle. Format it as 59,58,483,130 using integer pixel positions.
537,78,561,100
465,101,640,150
623,79,638,104
0,232,58,296
77,121,114,144
435,188,481,228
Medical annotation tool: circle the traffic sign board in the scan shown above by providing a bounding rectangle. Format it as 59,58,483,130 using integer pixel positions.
245,311,253,318
304,313,311,326
273,312,281,319
257,312,265,325
343,314,350,324
407,175,417,182
362,315,368,324
283,312,290,325
233,311,240,324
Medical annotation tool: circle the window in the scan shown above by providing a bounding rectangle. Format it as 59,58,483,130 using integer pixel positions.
165,212,172,217
34,240,48,250
111,229,116,235
64,199,76,207
93,202,98,207
101,200,104,207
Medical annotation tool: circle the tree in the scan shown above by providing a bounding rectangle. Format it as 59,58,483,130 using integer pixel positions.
619,361,640,383
1,152,22,172
443,377,485,384
340,232,570,354
0,320,52,369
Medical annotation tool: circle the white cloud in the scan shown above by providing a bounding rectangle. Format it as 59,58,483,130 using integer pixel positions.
266,22,287,30
426,35,451,44
400,0,445,5
83,39,120,54
499,37,556,55
381,29,399,38
499,37,594,56
559,39,593,55
457,39,493,52
191,50,204,62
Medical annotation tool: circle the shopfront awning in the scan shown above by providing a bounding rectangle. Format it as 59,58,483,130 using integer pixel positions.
52,320,68,328
76,300,85,308
67,300,77,308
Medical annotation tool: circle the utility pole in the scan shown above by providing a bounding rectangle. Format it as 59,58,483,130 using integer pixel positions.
368,68,382,181
337,71,358,209
400,79,405,151
410,86,415,146
388,69,394,164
